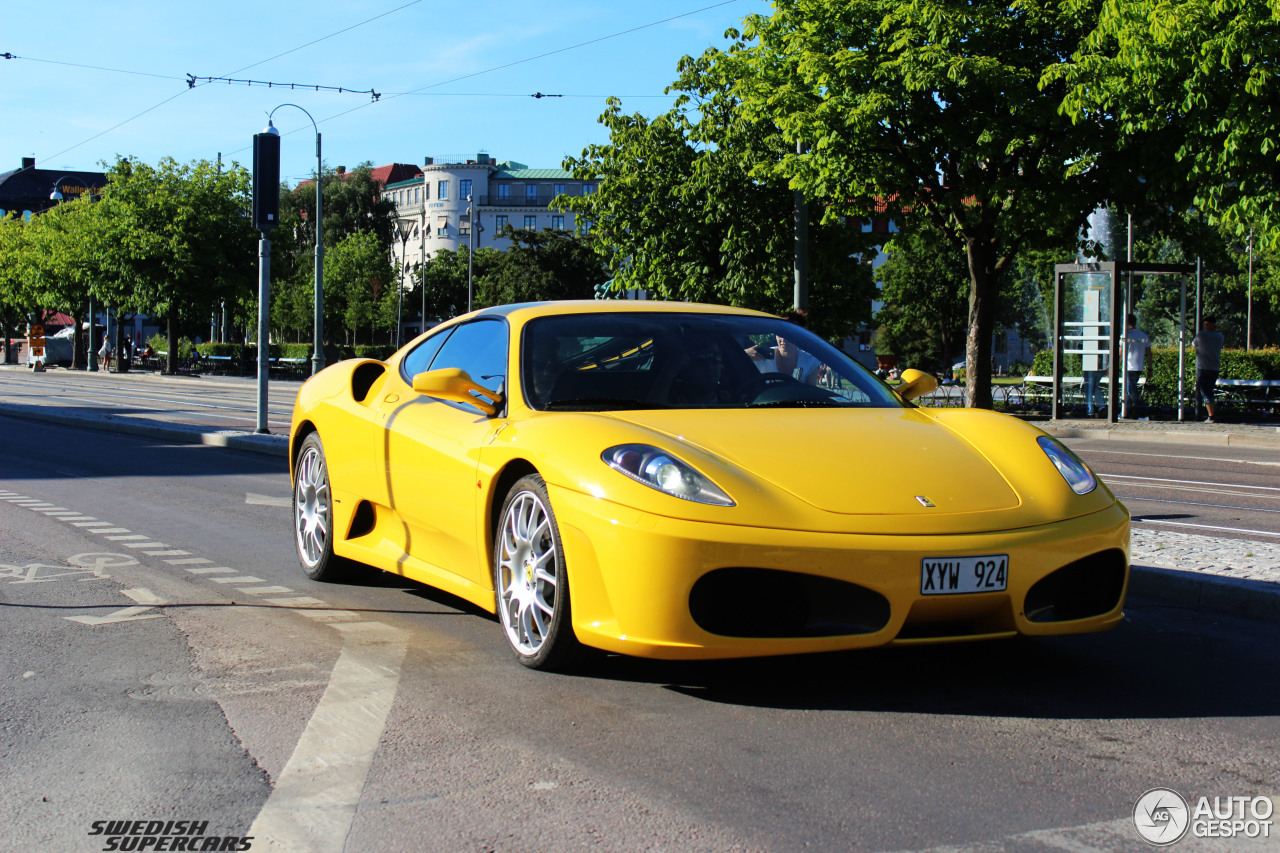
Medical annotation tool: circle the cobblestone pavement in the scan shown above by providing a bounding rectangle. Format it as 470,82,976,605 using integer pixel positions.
1133,529,1280,576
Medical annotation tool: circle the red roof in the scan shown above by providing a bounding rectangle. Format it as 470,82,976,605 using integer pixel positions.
298,163,422,190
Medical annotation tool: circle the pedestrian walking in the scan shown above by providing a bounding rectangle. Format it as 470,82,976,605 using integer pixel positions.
1192,316,1225,423
1123,314,1152,418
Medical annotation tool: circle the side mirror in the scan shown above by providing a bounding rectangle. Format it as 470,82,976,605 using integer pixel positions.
896,368,938,402
412,367,502,416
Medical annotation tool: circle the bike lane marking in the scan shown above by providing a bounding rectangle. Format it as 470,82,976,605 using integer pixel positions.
5,487,411,850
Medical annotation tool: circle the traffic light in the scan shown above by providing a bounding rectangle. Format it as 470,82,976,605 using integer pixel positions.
252,129,281,232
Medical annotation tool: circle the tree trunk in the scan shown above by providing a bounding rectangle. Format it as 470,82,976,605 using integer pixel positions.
166,314,178,375
70,310,85,370
964,241,997,410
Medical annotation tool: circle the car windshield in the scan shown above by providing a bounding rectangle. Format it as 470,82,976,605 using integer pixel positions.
521,312,904,411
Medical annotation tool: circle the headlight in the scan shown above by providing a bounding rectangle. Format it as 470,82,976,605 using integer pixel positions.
1037,436,1097,495
602,444,735,506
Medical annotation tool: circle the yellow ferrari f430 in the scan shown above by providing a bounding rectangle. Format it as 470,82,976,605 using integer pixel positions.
290,301,1128,669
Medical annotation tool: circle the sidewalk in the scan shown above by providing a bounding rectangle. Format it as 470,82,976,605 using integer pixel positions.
1,364,1278,626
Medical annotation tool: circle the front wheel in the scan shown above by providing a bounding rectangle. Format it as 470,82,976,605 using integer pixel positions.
493,474,582,670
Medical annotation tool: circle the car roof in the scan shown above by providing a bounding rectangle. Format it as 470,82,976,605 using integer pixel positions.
467,300,778,324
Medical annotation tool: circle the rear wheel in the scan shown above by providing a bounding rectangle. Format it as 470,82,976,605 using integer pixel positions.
493,474,582,670
293,432,351,581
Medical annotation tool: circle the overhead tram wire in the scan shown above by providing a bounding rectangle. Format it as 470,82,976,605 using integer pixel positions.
33,0,743,165
21,0,427,167
235,0,746,148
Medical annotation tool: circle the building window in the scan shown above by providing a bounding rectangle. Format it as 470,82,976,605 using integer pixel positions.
459,179,472,200
497,184,510,200
524,215,537,229
423,183,430,201
554,183,565,196
459,214,471,235
495,214,508,231
551,215,565,230
437,215,449,232
582,183,596,195
526,184,538,201
414,188,420,203
438,180,449,200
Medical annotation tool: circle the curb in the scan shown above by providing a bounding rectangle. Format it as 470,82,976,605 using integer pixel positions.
1129,564,1280,623
1042,425,1280,449
0,402,289,459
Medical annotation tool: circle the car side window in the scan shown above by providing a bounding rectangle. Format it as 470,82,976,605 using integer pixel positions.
401,328,452,381
424,319,509,411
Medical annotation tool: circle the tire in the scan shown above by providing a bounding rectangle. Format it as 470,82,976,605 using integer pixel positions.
292,432,352,581
493,474,583,670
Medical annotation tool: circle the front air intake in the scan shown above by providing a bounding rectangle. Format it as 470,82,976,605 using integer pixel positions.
1023,549,1127,622
690,568,891,638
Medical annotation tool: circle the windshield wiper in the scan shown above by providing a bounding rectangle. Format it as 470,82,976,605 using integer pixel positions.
748,399,842,408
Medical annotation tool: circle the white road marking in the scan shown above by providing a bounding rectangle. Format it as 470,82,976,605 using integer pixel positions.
163,557,214,565
1100,472,1280,492
210,575,264,584
1079,447,1280,467
249,622,408,853
185,567,237,574
1134,518,1280,538
140,550,194,557
91,528,132,535
237,586,295,595
71,521,110,527
264,597,327,608
105,534,148,541
66,588,166,626
246,493,293,508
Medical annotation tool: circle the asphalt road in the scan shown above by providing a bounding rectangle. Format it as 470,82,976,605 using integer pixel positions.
1,414,1277,852
1063,436,1280,546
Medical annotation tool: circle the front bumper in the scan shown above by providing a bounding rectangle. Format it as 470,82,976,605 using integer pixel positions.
551,487,1130,660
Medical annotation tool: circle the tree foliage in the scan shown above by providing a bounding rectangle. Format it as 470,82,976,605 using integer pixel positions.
322,230,397,346
1053,0,1280,247
476,227,607,307
558,59,879,343
92,156,256,371
710,0,1151,406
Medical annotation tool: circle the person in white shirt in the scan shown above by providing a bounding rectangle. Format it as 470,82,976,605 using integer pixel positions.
1123,313,1152,417
746,309,822,385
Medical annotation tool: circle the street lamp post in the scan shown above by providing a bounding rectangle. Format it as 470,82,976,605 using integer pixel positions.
267,104,325,375
1246,228,1254,350
49,177,97,371
396,219,414,348
467,194,475,313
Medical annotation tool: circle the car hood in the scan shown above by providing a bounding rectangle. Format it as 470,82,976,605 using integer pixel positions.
607,407,1020,517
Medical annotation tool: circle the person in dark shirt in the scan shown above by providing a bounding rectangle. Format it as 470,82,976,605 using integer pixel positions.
1192,316,1225,423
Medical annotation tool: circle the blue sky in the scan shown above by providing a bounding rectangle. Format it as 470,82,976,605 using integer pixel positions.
3,0,769,185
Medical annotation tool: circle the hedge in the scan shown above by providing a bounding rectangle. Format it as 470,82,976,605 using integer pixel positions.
1032,347,1280,407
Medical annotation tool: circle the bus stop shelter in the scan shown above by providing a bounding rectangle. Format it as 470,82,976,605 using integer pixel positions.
1052,261,1196,423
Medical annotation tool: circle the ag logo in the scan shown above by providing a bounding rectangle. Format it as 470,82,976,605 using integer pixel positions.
1134,788,1190,845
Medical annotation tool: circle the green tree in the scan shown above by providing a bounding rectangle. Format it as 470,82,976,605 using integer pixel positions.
1054,0,1280,247
0,213,30,363
558,69,878,342
94,156,256,373
720,0,1148,407
476,228,607,307
875,220,1054,374
323,231,396,345
873,223,970,374
414,245,502,321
